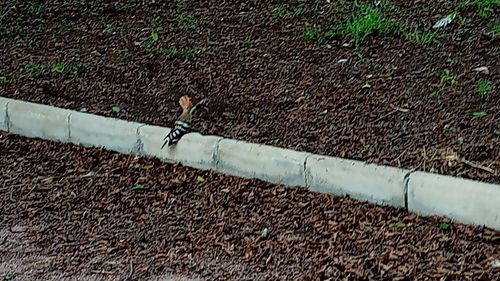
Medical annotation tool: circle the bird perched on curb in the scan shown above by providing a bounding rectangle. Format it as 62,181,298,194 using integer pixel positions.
161,95,207,149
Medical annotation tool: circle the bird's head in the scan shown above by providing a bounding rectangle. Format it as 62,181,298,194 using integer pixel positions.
179,95,193,110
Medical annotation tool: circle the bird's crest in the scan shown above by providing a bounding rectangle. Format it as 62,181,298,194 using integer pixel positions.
179,95,193,109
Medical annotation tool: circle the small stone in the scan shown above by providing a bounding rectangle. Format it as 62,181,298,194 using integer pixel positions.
472,66,489,75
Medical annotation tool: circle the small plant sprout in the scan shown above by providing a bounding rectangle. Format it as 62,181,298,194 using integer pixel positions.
477,79,492,95
303,25,337,44
403,29,440,44
155,46,201,61
439,69,458,86
242,37,254,45
177,12,197,29
112,105,121,113
51,62,66,73
272,6,284,20
439,222,450,230
388,221,406,227
151,31,159,41
467,110,487,117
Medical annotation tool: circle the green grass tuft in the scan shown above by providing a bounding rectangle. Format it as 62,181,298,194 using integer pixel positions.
402,29,440,44
477,79,492,95
344,3,397,48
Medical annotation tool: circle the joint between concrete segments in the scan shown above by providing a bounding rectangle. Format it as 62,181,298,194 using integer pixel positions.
135,124,146,155
67,113,72,140
303,154,312,187
403,170,414,210
5,101,10,132
213,138,223,169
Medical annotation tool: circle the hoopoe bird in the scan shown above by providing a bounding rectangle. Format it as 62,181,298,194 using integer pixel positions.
161,95,193,149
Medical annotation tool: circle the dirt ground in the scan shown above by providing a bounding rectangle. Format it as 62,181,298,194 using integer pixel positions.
1,132,499,280
0,0,499,183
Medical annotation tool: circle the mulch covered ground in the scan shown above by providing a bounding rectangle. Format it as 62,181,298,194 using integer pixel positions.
0,0,499,183
1,132,500,280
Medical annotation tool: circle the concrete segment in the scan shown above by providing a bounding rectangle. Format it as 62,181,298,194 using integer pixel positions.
216,139,308,186
408,172,500,231
139,125,221,170
69,111,142,154
0,96,8,131
305,155,407,207
7,100,70,141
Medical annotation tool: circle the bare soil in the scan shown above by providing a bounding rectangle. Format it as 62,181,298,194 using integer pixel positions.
0,0,499,183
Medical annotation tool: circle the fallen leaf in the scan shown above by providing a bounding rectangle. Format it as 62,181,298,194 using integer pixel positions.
132,184,145,190
41,177,53,184
112,106,121,113
196,176,206,182
388,221,406,228
468,110,487,117
433,12,457,29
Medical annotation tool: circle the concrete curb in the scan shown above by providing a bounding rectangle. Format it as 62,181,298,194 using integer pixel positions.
305,155,408,207
0,97,8,132
216,138,309,187
408,172,500,230
1,96,499,231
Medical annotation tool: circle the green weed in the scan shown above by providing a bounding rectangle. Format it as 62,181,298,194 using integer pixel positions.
344,3,396,48
27,4,45,15
459,0,498,18
303,25,338,44
21,62,44,76
478,7,494,17
51,62,66,73
241,37,254,45
477,79,492,95
272,6,284,20
494,22,500,34
103,23,115,34
68,63,86,78
176,12,197,29
439,69,459,86
272,4,306,20
467,110,487,117
459,0,498,7
115,3,131,11
156,46,201,60
403,29,440,44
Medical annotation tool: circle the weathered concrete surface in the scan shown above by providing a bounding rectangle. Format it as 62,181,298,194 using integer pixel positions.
0,96,8,131
216,139,309,186
305,155,407,207
408,172,500,231
7,100,70,141
69,112,142,154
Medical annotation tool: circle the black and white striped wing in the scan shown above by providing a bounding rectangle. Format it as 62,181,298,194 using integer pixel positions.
161,120,191,149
